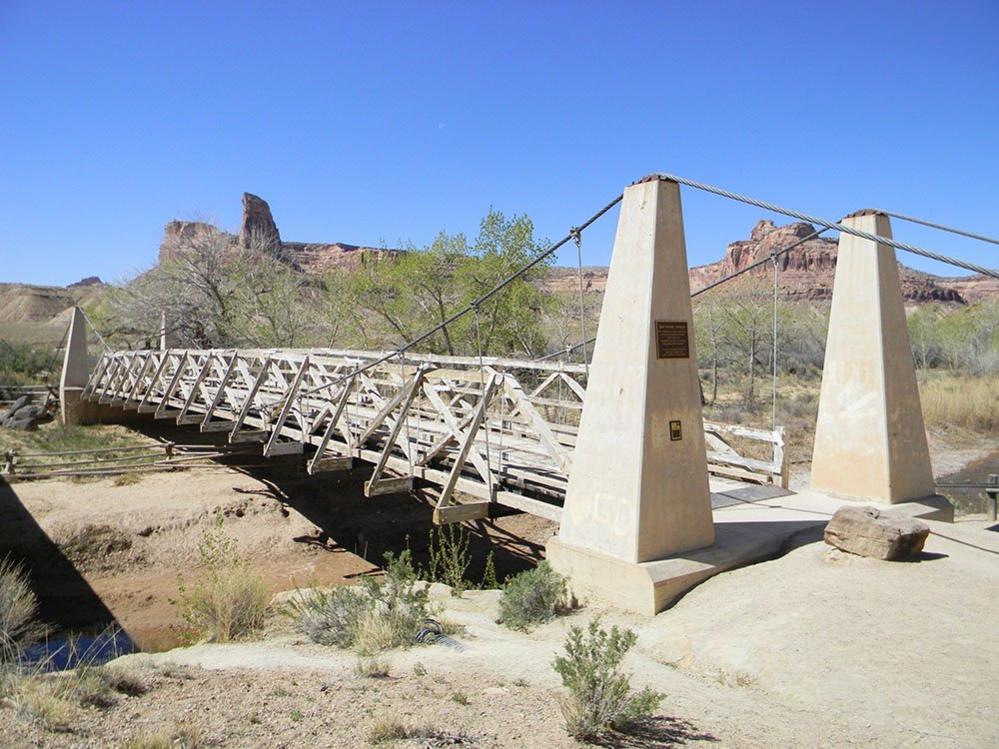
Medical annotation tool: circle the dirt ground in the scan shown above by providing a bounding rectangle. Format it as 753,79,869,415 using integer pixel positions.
2,523,998,748
0,457,555,650
1,426,998,747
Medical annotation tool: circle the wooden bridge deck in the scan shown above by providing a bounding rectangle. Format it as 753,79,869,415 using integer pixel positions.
84,347,787,524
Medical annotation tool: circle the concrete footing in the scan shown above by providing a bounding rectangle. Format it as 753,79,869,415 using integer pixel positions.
549,482,953,615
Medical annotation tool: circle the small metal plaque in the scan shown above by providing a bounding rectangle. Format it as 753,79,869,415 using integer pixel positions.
655,321,689,359
669,420,682,441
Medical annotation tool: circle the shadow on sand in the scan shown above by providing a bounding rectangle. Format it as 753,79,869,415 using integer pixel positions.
595,716,719,748
0,480,125,638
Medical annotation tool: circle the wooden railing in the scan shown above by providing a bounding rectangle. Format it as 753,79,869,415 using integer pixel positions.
76,347,788,524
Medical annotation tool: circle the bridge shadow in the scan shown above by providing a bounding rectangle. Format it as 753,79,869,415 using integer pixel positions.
234,464,549,583
125,414,550,581
0,480,122,635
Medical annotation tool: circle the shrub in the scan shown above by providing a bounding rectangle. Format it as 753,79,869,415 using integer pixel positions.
175,516,268,642
0,556,43,662
11,678,78,732
356,550,431,652
286,550,431,654
127,724,203,749
424,525,472,594
498,561,569,631
74,663,149,707
367,716,433,745
286,586,369,647
354,656,390,678
552,619,662,741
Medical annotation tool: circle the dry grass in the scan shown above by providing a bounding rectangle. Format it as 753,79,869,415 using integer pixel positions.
354,609,401,656
112,471,144,486
177,519,268,643
0,556,44,657
126,723,203,749
367,716,433,745
920,374,999,433
354,656,391,678
10,678,78,733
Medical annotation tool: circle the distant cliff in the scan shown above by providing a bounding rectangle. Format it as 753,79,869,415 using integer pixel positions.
544,219,997,304
158,193,402,273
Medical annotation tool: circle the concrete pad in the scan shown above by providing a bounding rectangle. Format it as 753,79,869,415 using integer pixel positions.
550,485,955,615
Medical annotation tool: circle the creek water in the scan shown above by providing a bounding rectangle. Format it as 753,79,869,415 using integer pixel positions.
21,628,135,671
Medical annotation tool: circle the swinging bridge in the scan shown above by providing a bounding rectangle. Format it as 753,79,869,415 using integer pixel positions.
80,345,788,525
66,173,996,573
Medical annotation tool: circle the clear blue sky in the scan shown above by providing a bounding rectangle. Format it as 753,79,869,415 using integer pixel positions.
1,1,996,286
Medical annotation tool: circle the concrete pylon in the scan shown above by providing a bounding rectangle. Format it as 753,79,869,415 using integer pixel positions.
160,311,172,350
547,176,715,614
810,210,936,503
60,306,94,425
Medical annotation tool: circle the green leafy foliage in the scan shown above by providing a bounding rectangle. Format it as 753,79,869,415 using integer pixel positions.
0,341,61,386
498,561,569,631
552,619,662,741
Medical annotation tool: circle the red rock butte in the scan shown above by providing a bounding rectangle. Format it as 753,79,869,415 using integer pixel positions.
158,193,401,273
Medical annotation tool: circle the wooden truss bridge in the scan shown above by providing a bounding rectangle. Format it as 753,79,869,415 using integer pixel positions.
81,346,787,525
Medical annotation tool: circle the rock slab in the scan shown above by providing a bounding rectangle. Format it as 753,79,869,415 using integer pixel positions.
824,505,930,560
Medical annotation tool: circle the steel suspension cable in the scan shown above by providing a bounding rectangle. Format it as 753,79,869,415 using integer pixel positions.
535,228,829,362
653,173,999,279
771,253,779,432
472,303,493,496
79,307,113,354
877,209,999,247
571,227,590,377
288,193,624,401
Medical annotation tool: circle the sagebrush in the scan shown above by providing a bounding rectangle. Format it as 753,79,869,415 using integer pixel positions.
286,549,431,653
498,561,569,631
553,619,662,741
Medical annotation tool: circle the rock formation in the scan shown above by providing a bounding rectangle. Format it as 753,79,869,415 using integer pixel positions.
158,220,227,263
156,194,400,271
545,218,976,304
238,193,281,250
689,219,964,303
68,276,104,287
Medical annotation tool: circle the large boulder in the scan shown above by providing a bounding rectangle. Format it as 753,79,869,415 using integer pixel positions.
0,395,30,421
824,506,930,560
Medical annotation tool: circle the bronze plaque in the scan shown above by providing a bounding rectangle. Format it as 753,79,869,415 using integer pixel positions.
655,321,689,359
669,420,683,441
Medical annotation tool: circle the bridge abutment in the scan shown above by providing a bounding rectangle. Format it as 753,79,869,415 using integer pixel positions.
547,176,717,614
